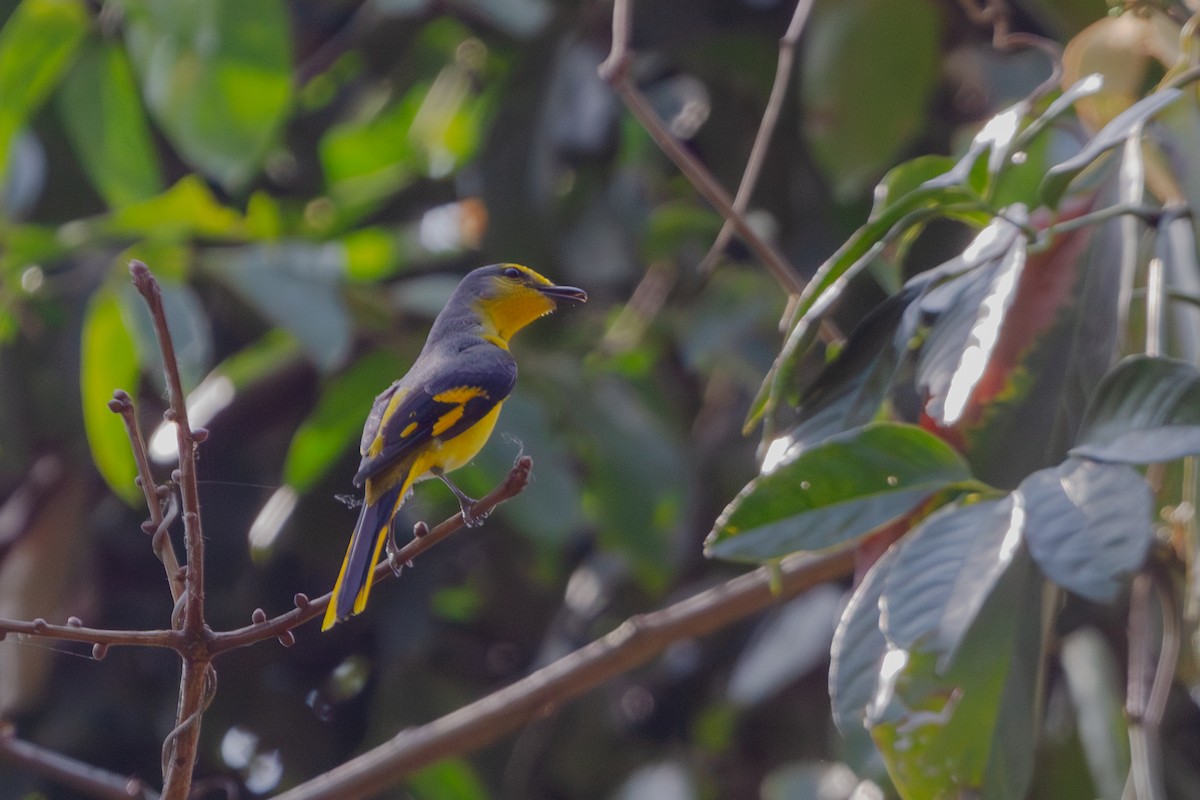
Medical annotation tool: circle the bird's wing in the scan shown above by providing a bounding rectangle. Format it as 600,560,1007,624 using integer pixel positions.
354,345,517,485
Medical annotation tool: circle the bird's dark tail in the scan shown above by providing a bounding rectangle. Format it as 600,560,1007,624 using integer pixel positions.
322,476,409,630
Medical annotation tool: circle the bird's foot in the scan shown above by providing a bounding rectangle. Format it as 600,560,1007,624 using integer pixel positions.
384,530,408,577
459,502,491,529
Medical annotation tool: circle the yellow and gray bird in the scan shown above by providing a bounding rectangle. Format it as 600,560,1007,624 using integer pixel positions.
323,264,586,630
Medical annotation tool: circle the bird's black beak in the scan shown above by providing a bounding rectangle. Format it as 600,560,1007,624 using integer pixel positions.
538,283,588,304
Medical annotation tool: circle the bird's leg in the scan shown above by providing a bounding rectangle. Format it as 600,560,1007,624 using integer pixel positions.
384,516,406,577
433,468,489,528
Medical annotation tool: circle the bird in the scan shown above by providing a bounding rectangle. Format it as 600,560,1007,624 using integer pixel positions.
322,263,587,630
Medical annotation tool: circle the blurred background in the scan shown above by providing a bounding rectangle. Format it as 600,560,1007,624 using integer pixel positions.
0,0,1123,797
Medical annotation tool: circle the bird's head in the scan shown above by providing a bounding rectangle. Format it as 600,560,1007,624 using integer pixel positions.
465,263,587,341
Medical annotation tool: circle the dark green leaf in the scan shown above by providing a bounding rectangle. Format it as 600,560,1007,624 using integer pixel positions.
782,287,919,451
1041,87,1182,207
916,212,1028,426
203,243,352,372
869,156,959,222
81,285,141,504
1060,629,1130,800
1018,459,1152,602
706,423,974,562
0,0,89,187
283,349,408,492
57,41,163,207
748,151,988,431
121,0,293,190
881,496,1015,668
871,552,1042,800
578,377,683,590
800,0,942,200
1072,355,1200,462
829,545,896,733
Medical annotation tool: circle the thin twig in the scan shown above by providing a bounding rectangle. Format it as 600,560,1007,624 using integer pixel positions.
128,262,205,636
271,545,856,800
108,391,184,602
0,617,179,650
128,261,210,800
0,723,158,800
210,457,535,654
700,0,816,273
598,0,806,296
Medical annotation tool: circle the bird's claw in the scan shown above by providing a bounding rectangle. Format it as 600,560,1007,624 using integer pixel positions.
460,504,490,528
385,540,405,577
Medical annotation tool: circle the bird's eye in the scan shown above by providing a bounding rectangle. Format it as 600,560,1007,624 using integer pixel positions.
503,266,522,279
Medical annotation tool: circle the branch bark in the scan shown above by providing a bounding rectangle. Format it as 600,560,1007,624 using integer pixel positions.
272,546,855,800
128,261,210,800
0,723,158,800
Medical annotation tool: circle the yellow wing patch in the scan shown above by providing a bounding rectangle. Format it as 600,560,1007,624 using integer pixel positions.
369,388,411,458
430,386,490,437
400,421,419,438
432,405,466,436
433,386,490,404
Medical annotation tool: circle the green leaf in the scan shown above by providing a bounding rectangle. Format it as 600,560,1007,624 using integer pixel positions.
80,285,141,504
207,329,302,391
881,497,1015,668
120,0,293,190
1041,87,1182,207
283,350,408,492
916,211,1029,426
577,377,684,590
203,242,352,371
320,85,423,210
407,758,489,800
342,227,402,282
1060,629,1130,800
829,542,897,732
57,40,163,207
706,423,975,562
869,155,960,222
0,0,89,188
748,152,987,432
1072,355,1200,463
871,552,1042,800
105,174,246,239
800,0,942,201
1018,459,1152,603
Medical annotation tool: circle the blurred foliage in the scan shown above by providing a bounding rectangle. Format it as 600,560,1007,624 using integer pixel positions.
1,0,1200,799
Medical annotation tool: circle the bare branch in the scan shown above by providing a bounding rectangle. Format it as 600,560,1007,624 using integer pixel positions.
272,545,855,800
210,457,535,654
128,261,211,799
0,617,179,650
107,391,184,602
0,722,158,800
701,0,816,273
598,0,806,296
128,262,206,637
